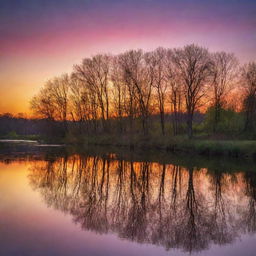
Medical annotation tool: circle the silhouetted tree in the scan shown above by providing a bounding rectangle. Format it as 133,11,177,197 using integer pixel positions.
147,47,168,135
171,44,212,138
119,50,153,135
74,54,111,131
241,62,256,132
210,52,238,131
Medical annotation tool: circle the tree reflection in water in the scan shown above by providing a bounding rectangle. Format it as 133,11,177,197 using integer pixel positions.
28,155,256,253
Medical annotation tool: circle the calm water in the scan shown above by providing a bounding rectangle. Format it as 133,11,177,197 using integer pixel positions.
1,146,256,256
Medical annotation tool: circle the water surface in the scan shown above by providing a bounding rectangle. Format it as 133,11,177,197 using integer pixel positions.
1,146,256,256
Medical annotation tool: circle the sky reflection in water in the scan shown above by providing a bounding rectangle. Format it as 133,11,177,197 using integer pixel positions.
1,150,256,256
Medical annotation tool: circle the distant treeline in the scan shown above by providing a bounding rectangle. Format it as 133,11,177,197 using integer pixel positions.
0,113,67,139
15,44,256,139
0,112,204,140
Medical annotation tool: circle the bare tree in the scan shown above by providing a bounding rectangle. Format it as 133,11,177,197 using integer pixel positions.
119,50,153,135
171,44,212,138
69,75,86,122
30,83,55,120
31,74,70,134
74,54,111,131
30,44,248,138
166,49,183,135
49,74,69,129
69,74,93,132
111,56,128,133
210,52,238,131
118,52,137,133
147,47,168,135
241,62,256,132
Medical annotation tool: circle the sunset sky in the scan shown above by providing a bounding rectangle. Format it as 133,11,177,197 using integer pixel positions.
1,0,256,115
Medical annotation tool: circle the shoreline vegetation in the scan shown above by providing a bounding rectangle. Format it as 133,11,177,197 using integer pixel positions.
1,44,256,160
73,135,256,159
2,139,256,177
2,134,256,160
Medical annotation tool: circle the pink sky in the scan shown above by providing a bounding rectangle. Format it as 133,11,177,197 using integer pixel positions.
0,0,255,114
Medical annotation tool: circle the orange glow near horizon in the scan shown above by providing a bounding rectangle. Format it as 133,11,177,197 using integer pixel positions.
1,0,255,115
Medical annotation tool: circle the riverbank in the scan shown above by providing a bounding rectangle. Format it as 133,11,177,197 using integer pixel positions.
2,140,256,173
2,132,256,160
72,134,256,159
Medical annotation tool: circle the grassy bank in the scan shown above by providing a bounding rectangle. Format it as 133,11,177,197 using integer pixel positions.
0,132,40,141
66,133,256,159
0,132,63,144
2,130,256,160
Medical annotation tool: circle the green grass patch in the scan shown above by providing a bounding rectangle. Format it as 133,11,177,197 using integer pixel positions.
72,133,256,160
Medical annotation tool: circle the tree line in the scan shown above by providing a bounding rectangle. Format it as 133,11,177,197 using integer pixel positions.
30,44,256,138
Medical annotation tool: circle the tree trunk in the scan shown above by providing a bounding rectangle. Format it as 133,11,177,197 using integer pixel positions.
187,112,193,139
160,110,165,135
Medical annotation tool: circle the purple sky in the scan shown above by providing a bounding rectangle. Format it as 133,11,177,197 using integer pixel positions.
0,0,255,113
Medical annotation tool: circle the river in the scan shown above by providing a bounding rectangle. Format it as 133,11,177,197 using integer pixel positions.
0,143,256,255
